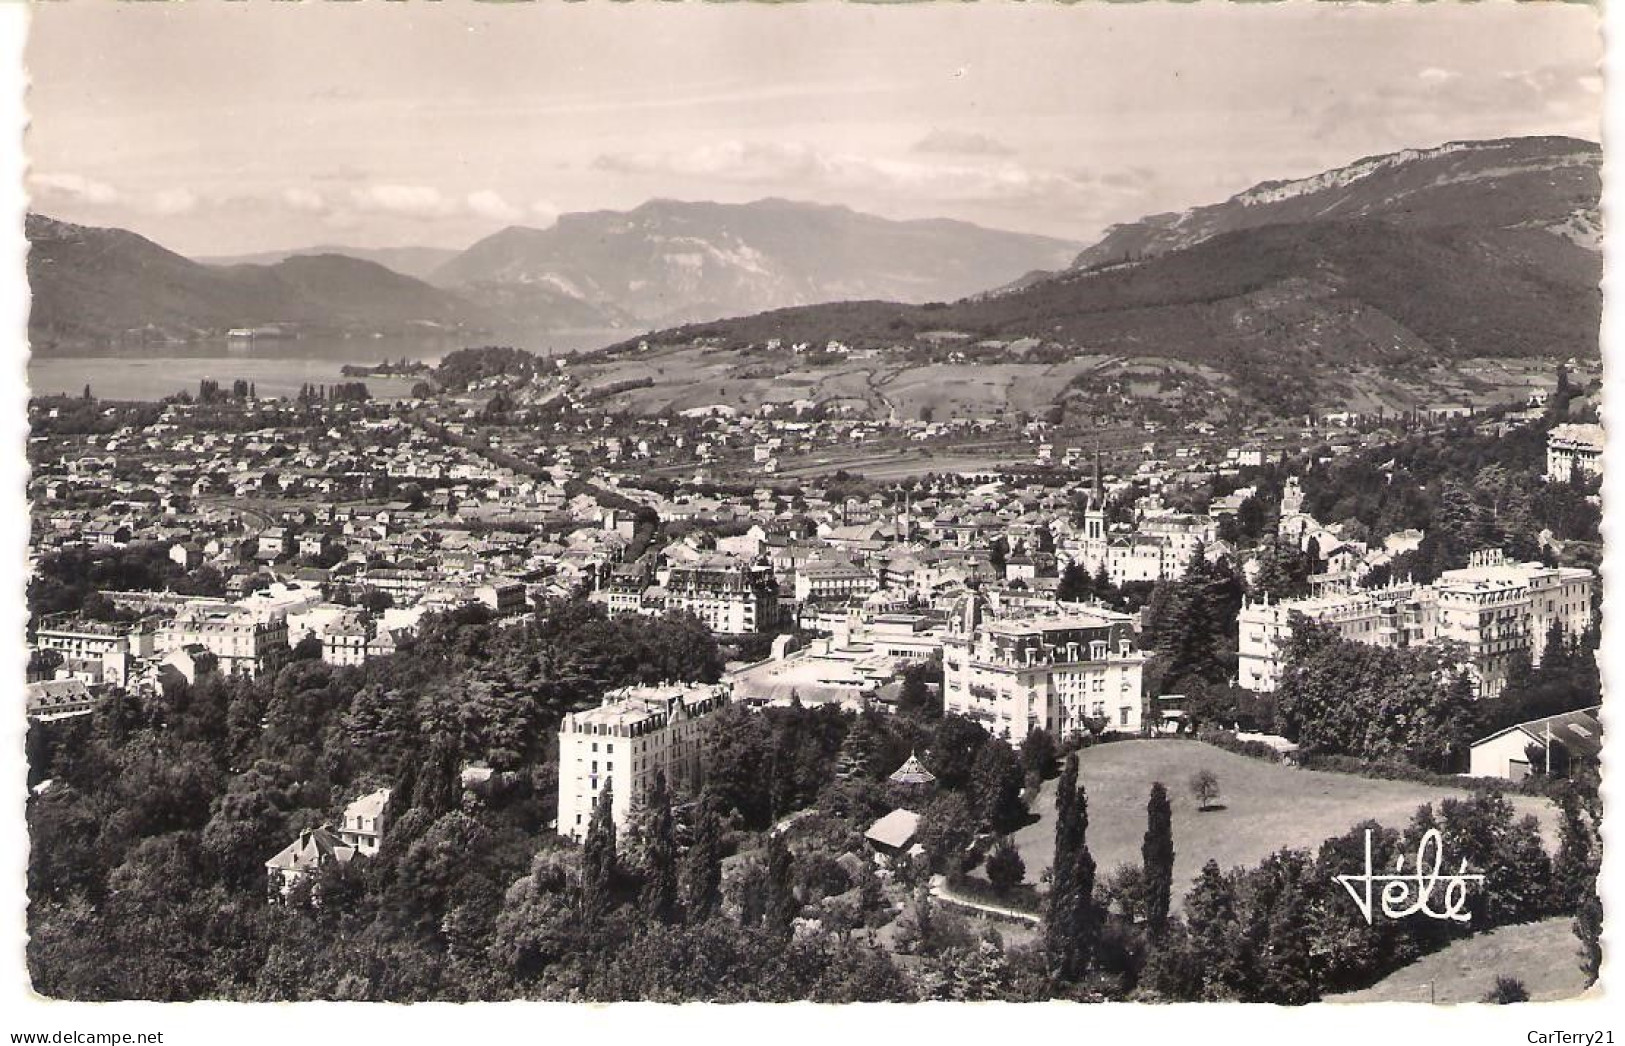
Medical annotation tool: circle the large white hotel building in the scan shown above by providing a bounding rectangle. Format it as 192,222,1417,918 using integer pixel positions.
556,682,729,841
1238,549,1595,697
942,593,1148,743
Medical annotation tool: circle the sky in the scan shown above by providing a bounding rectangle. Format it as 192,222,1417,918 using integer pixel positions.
23,1,1604,258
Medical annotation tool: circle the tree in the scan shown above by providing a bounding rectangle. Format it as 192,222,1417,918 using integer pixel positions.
917,792,978,875
897,660,941,720
1577,892,1603,987
1189,769,1220,811
639,772,679,923
928,716,988,792
1044,759,1097,982
969,737,1025,832
1056,562,1090,603
1274,619,1475,771
763,835,797,938
581,781,618,921
1019,728,1057,781
680,795,723,922
1142,781,1175,935
985,836,1025,894
1184,859,1243,1000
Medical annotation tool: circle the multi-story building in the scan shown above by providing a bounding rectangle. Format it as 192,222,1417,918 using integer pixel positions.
942,593,1147,744
1062,499,1216,587
557,683,729,842
359,567,435,603
794,560,879,604
264,825,361,897
33,613,157,674
321,609,374,667
1546,423,1604,483
1238,582,1434,693
1237,550,1595,697
338,788,391,856
157,604,289,678
1433,549,1595,697
660,559,780,635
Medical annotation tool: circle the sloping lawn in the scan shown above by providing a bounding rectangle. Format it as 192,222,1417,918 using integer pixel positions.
1010,740,1556,908
1327,917,1593,1003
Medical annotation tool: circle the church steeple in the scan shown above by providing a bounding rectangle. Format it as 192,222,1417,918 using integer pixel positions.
1085,447,1106,543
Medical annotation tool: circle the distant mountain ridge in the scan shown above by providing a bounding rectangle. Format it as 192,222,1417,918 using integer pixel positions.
428,197,1082,327
612,136,1600,413
27,199,1083,351
26,214,488,350
1068,135,1599,271
196,244,462,281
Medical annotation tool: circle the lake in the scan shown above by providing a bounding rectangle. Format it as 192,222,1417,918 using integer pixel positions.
26,328,630,403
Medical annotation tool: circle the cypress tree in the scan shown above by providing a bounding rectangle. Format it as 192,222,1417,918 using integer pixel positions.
1045,761,1097,982
763,834,797,937
640,771,679,923
581,780,618,921
681,794,724,922
1053,753,1080,871
1142,781,1175,936
416,736,463,818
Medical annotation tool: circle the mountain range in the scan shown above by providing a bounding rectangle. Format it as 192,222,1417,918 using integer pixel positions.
427,197,1081,327
194,244,461,281
613,137,1600,407
25,200,1080,352
25,215,487,350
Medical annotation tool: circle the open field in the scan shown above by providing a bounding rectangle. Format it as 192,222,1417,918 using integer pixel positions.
573,345,1119,421
1005,740,1557,908
1327,918,1592,1003
567,334,1586,423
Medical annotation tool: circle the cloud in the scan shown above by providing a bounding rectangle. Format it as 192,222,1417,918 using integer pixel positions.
31,172,120,206
911,129,1016,157
591,140,1146,211
150,188,198,216
1418,67,1458,86
465,189,522,223
348,184,460,219
530,199,561,224
345,184,533,224
281,187,328,213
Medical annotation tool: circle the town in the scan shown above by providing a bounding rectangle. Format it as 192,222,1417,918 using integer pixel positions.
23,344,1605,1004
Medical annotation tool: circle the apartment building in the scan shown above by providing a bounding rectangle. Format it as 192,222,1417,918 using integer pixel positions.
1546,423,1604,483
557,683,729,842
661,559,781,635
34,613,157,670
942,593,1147,744
157,604,289,679
794,560,879,604
1238,550,1595,697
1238,581,1434,693
1433,549,1595,697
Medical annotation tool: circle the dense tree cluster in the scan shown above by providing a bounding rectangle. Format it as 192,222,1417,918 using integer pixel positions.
1130,785,1586,1003
26,596,729,999
1297,414,1601,583
433,346,546,393
1273,618,1477,771
29,542,227,622
1141,547,1245,697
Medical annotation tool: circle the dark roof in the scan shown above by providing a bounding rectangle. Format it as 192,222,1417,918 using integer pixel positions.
1475,706,1603,761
